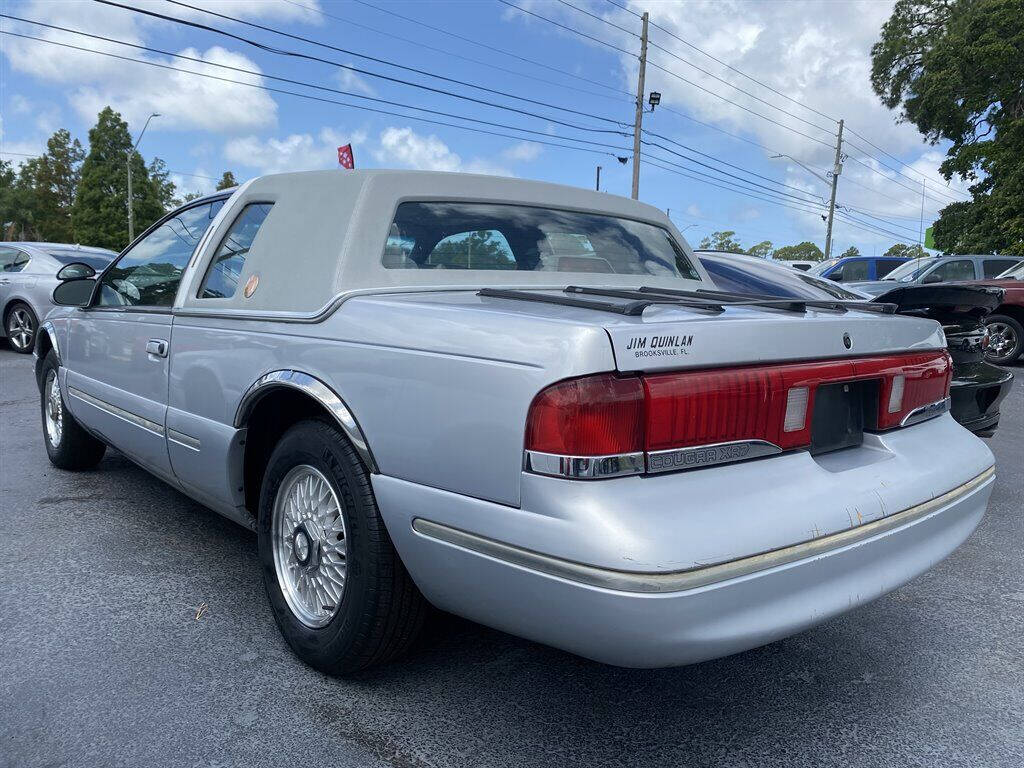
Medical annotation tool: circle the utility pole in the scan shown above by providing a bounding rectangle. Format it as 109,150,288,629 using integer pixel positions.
823,118,843,260
631,11,649,200
595,165,602,191
918,179,926,249
127,112,160,244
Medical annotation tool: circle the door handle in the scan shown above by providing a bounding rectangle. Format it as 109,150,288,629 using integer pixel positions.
0,278,10,285
146,339,168,358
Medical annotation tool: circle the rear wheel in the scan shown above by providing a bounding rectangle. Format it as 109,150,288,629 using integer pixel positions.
258,419,427,675
39,351,106,470
985,314,1023,365
5,302,37,354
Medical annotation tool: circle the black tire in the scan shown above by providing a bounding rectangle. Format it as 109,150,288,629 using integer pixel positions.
258,419,427,675
985,314,1023,365
5,301,37,354
39,350,106,470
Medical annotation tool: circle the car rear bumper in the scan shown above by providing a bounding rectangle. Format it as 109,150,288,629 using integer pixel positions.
950,362,1014,437
378,466,993,667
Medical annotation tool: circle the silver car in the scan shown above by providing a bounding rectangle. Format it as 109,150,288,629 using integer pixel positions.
35,171,995,675
1,242,116,353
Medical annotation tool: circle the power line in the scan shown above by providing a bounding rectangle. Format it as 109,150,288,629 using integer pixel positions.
643,130,828,201
495,0,635,56
277,0,630,105
844,152,961,207
349,0,635,98
844,141,966,204
0,31,633,162
845,125,969,198
6,15,627,152
554,0,639,38
98,0,629,135
836,203,921,237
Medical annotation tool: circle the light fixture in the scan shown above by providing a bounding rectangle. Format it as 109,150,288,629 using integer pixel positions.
648,91,661,110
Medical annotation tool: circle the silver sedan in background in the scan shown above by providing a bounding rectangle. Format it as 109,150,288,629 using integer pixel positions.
0,242,116,353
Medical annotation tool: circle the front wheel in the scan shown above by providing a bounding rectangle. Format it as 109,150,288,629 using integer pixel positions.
258,419,427,675
39,351,106,470
5,302,37,354
985,314,1023,365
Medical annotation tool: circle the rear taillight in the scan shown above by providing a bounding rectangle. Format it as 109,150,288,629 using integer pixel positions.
524,351,951,479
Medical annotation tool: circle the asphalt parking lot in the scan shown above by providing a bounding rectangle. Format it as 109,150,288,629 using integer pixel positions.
1,346,1022,768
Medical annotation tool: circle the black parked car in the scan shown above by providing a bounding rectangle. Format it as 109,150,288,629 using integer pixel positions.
697,250,1014,437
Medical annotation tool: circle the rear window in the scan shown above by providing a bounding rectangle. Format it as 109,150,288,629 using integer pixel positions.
382,202,700,279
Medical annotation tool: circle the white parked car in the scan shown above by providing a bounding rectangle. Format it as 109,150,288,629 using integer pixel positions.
1,242,115,353
38,171,996,674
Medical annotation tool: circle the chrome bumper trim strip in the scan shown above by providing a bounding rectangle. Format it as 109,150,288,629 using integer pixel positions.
68,387,165,437
523,450,644,479
412,466,994,594
646,439,782,473
900,397,951,427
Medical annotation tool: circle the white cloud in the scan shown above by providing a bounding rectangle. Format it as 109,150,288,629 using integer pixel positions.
685,203,702,217
373,127,512,176
335,65,377,97
170,168,218,198
502,141,543,163
224,127,367,175
0,0,328,134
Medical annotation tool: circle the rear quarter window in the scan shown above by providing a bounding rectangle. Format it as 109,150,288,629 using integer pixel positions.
198,202,274,299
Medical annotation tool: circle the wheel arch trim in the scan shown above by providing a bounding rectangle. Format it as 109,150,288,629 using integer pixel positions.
234,369,379,473
34,320,60,363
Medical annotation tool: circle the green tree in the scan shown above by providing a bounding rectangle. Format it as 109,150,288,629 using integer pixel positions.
883,243,928,258
148,157,177,212
840,245,861,258
72,107,164,250
746,240,774,258
698,230,744,252
871,0,1024,255
0,159,35,240
216,170,238,190
773,241,824,261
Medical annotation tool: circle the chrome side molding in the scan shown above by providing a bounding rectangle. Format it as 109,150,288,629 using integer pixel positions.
68,387,165,437
413,466,995,594
234,370,378,472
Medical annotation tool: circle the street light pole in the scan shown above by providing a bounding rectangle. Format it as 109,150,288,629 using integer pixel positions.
595,165,602,191
127,112,160,244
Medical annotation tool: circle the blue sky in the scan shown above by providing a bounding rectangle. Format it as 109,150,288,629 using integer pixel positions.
1,0,971,254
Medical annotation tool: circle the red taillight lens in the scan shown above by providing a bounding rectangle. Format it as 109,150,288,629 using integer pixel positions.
525,374,644,455
524,352,952,476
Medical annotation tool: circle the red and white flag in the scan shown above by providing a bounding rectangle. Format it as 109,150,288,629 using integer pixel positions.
337,144,354,169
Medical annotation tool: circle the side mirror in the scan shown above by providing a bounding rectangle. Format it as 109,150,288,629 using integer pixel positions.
56,262,96,281
52,278,96,307
922,272,943,284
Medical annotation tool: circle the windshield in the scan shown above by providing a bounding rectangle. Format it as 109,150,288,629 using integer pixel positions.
883,257,937,281
995,260,1024,279
806,258,840,276
382,202,700,279
48,250,116,270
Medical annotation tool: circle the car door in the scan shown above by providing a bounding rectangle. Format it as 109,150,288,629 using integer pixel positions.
920,258,975,284
64,199,224,480
875,259,905,279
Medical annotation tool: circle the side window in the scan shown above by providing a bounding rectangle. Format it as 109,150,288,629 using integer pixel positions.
0,248,29,272
427,230,516,270
876,259,903,278
99,199,224,307
926,259,974,283
199,203,274,299
983,258,1019,278
842,260,870,281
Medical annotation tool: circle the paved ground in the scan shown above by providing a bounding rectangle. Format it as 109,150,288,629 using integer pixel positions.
1,346,1022,768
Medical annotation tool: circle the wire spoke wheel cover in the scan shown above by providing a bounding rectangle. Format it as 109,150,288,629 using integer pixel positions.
44,370,63,448
272,464,348,628
7,307,34,351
